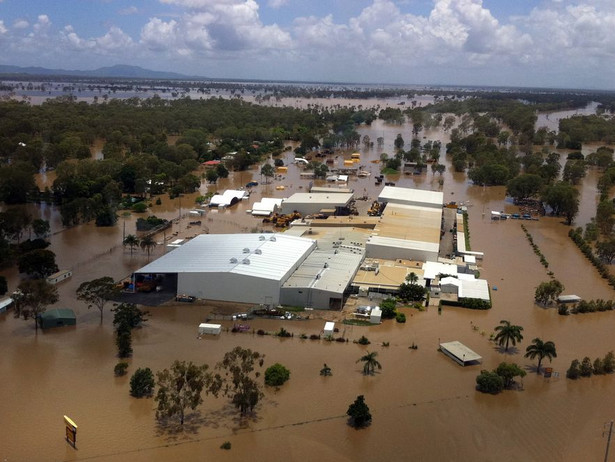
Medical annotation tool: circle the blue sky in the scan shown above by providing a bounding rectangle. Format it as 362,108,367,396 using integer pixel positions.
1,0,614,89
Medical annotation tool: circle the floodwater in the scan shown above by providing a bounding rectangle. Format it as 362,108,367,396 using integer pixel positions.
2,103,615,462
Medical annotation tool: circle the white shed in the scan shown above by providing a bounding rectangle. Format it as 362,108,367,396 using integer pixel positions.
46,270,73,285
0,297,13,313
198,323,222,335
323,321,335,337
370,307,382,324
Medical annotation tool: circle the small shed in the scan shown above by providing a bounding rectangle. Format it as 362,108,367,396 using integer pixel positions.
46,270,73,285
370,307,382,324
323,321,335,337
198,323,221,336
38,309,76,329
439,341,482,366
0,297,13,313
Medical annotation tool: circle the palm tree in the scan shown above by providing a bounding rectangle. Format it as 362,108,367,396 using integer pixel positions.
525,338,557,374
357,351,382,376
140,235,157,260
493,320,524,352
123,234,140,256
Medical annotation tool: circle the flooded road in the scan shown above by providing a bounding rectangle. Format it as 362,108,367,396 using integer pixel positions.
2,107,615,462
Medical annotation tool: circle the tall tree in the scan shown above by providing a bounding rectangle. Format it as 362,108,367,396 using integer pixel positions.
534,280,564,306
17,249,58,279
155,361,211,425
140,235,157,259
542,181,580,225
15,279,59,332
210,347,264,416
493,320,524,352
123,234,140,255
357,351,382,376
525,338,557,374
260,163,275,184
76,276,118,323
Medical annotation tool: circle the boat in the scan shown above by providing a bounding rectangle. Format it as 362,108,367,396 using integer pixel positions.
358,170,371,177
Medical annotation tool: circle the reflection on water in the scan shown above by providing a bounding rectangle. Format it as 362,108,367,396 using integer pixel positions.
1,105,615,462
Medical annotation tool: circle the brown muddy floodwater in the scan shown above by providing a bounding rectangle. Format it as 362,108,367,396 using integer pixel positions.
2,112,615,462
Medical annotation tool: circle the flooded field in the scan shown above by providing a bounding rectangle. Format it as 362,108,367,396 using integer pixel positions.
2,105,615,462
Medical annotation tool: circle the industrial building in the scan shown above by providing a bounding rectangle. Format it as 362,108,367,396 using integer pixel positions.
135,234,316,306
280,192,354,216
366,186,444,261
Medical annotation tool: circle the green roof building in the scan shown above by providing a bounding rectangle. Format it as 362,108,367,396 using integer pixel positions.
38,309,76,329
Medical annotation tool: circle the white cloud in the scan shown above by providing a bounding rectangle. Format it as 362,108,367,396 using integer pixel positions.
13,19,30,30
0,20,6,35
119,6,139,16
267,0,288,8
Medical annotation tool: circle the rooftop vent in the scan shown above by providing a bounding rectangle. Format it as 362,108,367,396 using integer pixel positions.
259,235,266,241
243,247,250,253
269,236,276,242
254,249,262,255
230,257,238,263
242,258,251,265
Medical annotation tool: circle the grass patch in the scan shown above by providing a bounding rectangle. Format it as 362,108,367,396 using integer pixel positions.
343,319,373,326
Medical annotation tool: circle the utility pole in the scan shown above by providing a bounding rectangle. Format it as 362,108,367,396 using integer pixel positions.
605,420,614,462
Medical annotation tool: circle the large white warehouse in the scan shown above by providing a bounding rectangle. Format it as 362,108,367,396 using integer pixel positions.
135,234,316,306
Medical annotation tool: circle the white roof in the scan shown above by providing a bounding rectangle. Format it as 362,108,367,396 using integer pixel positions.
282,193,353,206
324,322,335,331
252,198,283,215
440,277,461,287
422,261,458,280
136,234,316,281
440,341,482,363
464,255,476,264
0,297,13,310
209,190,247,207
459,279,490,301
378,186,444,208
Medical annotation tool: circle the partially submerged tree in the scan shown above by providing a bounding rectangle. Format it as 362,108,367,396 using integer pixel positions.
155,361,211,425
476,370,504,394
140,235,157,259
495,362,526,388
493,320,524,352
320,363,332,376
15,279,59,332
130,367,155,398
76,276,118,323
264,363,290,387
534,280,564,306
347,395,372,428
357,351,382,376
210,347,264,416
123,234,140,255
17,249,58,279
525,338,557,374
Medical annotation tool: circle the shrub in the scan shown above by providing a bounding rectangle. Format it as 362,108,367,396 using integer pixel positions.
114,361,129,377
380,298,397,319
476,370,504,394
309,334,320,340
593,357,605,375
580,357,593,377
347,395,372,428
257,329,266,336
130,367,155,397
357,335,370,345
277,327,292,337
557,304,569,315
132,202,148,213
264,363,290,387
220,441,231,450
604,351,615,373
396,312,406,323
566,359,581,379
299,333,308,339
336,337,346,343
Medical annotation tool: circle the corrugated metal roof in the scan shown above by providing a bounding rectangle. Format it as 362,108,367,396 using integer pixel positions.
136,234,316,281
459,279,490,301
282,249,363,293
378,186,443,207
422,261,458,279
282,192,353,206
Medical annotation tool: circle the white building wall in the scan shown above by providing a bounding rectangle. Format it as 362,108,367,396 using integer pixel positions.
178,272,281,305
365,242,438,262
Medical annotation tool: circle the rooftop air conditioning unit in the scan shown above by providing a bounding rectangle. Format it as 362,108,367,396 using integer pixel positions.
230,257,238,263
243,248,250,253
259,235,266,241
255,249,262,255
270,236,276,242
242,258,251,265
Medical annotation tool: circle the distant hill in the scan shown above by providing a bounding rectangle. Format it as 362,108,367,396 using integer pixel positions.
0,64,205,80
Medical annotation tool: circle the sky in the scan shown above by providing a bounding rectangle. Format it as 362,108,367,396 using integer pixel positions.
1,0,615,90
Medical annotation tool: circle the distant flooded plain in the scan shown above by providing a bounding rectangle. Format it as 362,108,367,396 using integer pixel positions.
2,101,615,461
